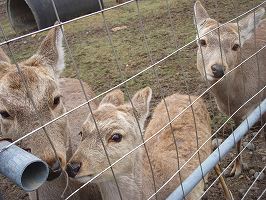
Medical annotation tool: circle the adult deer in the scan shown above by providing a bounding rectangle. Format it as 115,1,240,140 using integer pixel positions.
0,27,101,199
66,88,232,199
194,1,266,177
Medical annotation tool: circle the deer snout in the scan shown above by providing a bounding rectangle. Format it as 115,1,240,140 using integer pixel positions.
66,162,81,178
47,159,62,181
211,64,224,78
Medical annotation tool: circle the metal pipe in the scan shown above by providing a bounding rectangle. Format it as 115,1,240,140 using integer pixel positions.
7,0,103,33
167,98,266,200
0,141,49,192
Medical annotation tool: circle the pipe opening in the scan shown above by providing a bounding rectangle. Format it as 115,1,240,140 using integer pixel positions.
7,0,37,33
21,161,48,191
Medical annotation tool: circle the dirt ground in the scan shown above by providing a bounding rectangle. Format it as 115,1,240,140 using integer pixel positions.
0,0,265,199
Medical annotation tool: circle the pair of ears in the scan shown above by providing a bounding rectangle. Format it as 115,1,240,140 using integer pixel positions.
194,1,265,45
0,26,65,79
100,87,152,128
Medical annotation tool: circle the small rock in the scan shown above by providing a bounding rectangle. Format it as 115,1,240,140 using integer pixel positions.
251,131,258,137
239,175,244,179
238,188,245,197
31,34,36,38
23,41,27,44
262,156,266,162
242,142,255,151
249,169,256,175
242,162,249,170
111,25,128,32
251,186,259,191
254,172,265,180
212,138,223,149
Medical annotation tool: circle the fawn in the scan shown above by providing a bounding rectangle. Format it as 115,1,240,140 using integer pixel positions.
66,87,232,199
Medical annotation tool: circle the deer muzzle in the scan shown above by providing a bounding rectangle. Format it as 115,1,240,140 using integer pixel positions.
211,64,225,78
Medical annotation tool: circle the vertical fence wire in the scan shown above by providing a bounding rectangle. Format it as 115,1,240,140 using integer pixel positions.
134,0,187,198
48,0,124,198
1,1,264,151
94,0,159,198
0,23,62,167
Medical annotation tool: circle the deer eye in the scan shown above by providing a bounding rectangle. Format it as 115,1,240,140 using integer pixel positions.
198,39,207,47
232,44,240,51
0,111,11,119
109,133,122,143
53,96,61,107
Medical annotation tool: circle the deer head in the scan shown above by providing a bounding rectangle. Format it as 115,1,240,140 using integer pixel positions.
66,87,152,183
194,0,265,82
0,26,69,181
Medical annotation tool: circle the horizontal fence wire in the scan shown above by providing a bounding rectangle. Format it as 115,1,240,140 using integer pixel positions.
1,11,265,153
0,0,265,200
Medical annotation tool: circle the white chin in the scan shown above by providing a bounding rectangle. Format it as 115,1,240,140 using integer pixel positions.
206,74,218,82
76,176,93,183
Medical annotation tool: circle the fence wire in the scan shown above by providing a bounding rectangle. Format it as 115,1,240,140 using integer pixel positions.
0,0,265,200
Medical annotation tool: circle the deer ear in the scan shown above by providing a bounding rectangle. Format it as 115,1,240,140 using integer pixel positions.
194,1,210,30
238,7,265,46
0,48,10,63
25,24,65,79
131,87,152,130
100,89,125,106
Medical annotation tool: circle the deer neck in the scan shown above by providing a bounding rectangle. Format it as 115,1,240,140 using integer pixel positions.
210,67,247,116
97,147,149,200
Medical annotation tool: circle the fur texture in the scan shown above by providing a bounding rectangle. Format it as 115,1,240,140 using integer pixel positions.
0,26,101,199
68,88,212,199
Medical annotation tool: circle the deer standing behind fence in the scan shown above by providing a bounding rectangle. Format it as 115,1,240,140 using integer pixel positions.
66,87,232,199
194,0,266,177
0,27,102,199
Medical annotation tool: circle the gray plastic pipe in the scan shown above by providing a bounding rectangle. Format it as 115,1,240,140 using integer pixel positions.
167,98,266,200
7,0,103,33
0,141,49,192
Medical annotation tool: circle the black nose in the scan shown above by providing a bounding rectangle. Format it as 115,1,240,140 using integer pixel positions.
47,160,62,181
66,162,81,178
211,64,224,78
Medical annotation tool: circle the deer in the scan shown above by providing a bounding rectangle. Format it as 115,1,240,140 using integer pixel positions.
194,0,266,177
0,26,102,199
66,87,233,199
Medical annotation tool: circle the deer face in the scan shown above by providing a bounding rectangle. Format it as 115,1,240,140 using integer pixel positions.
66,87,152,184
0,26,69,181
194,1,265,82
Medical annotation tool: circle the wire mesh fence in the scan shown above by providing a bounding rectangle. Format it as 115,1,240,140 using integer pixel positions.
0,0,265,200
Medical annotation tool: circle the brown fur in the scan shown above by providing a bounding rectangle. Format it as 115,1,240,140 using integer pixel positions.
194,1,266,176
0,26,101,199
68,88,212,199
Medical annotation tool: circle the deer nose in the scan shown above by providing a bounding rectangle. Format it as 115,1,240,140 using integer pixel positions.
47,159,62,181
66,162,81,178
211,64,224,78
